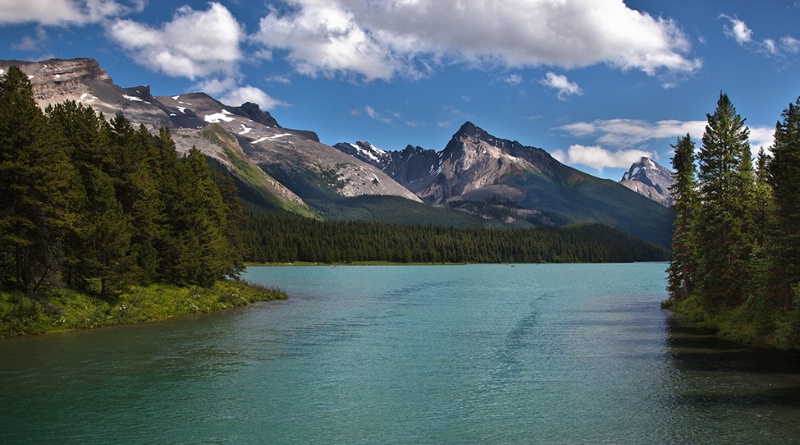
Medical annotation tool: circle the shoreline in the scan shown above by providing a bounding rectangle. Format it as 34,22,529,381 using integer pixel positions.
0,280,286,339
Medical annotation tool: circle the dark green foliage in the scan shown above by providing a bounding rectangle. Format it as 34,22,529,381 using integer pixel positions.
308,195,494,227
666,134,697,300
0,67,78,296
0,68,243,303
242,206,669,264
694,93,756,308
769,97,800,308
665,94,800,350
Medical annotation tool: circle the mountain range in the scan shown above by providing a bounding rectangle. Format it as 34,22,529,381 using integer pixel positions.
0,58,674,248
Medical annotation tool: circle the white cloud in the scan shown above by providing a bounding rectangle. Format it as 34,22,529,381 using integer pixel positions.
540,72,582,100
559,118,775,160
720,14,752,44
365,106,393,124
251,2,403,80
782,36,800,54
559,119,706,147
219,86,285,110
552,144,653,172
502,74,523,86
12,27,48,51
720,14,800,58
749,126,775,154
0,0,144,25
251,0,701,82
107,2,242,79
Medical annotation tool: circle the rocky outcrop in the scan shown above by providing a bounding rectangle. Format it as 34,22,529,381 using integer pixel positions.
619,157,674,207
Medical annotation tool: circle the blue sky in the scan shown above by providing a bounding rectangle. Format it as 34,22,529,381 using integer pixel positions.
1,0,798,180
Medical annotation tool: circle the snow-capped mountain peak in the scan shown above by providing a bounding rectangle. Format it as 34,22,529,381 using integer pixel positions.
619,157,674,207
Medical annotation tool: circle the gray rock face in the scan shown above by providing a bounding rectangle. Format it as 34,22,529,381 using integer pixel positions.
1,57,420,206
619,157,675,207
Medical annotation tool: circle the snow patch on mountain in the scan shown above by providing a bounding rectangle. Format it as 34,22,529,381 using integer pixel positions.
204,110,235,123
79,93,98,103
350,142,385,162
251,133,292,144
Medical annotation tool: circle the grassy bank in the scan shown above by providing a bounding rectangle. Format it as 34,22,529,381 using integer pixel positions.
0,280,286,338
663,295,800,351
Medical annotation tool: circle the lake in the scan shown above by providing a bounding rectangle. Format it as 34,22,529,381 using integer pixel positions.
2,263,800,444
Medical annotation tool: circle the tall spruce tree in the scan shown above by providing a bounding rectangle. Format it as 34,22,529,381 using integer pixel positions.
0,66,77,296
666,134,697,300
695,93,756,308
749,147,776,303
768,97,800,308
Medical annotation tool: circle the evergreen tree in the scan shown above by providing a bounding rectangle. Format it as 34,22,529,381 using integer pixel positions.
211,169,245,276
76,167,132,299
748,147,776,303
768,97,800,308
666,134,697,300
0,66,77,296
695,93,756,308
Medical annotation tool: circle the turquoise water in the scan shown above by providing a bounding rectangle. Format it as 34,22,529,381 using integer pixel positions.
2,263,800,444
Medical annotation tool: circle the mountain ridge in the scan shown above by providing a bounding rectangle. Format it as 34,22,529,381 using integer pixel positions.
1,57,673,247
335,122,674,247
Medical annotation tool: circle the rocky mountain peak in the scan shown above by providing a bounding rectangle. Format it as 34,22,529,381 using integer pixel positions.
228,101,280,128
0,58,111,105
619,157,674,207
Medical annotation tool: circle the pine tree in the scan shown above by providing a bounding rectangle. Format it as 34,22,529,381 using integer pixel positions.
211,169,245,276
76,167,132,299
666,134,697,300
768,97,800,308
695,93,756,308
0,66,77,296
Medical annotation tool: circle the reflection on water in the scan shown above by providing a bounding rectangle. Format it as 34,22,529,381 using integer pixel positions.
663,315,800,444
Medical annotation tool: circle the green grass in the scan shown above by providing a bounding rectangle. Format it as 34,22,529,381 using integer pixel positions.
0,280,286,338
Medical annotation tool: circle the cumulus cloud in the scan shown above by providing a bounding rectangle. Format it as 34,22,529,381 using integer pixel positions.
720,14,752,44
540,72,582,100
219,86,286,110
107,2,242,79
0,0,144,25
251,0,701,82
552,144,653,172
750,126,776,154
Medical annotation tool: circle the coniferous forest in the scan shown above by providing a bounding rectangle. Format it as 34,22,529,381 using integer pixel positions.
242,207,669,264
0,63,667,319
0,66,244,300
665,93,800,349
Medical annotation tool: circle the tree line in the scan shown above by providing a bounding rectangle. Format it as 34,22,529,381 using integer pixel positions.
1,62,668,306
243,206,669,264
0,66,243,300
666,93,800,348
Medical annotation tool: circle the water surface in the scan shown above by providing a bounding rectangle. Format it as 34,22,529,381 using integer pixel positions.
2,263,800,444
